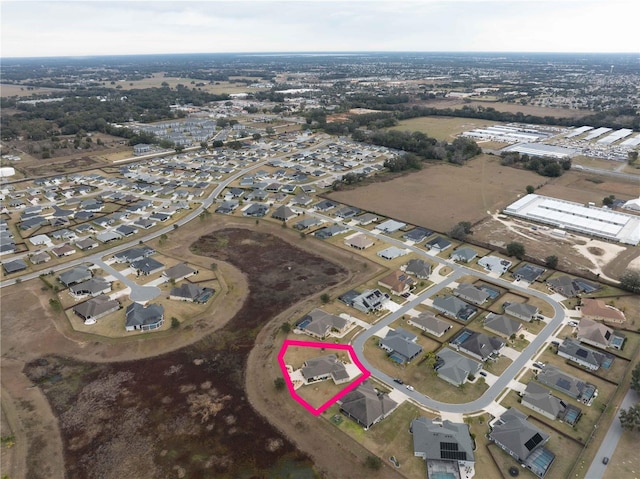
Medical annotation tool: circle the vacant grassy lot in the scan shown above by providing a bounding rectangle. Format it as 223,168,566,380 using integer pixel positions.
327,154,544,233
0,83,65,97
111,73,261,95
387,116,499,141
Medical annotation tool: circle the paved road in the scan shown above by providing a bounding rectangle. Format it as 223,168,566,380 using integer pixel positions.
298,213,567,413
585,387,639,479
1,139,333,289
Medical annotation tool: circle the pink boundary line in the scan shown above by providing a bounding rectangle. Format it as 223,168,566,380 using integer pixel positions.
277,339,371,416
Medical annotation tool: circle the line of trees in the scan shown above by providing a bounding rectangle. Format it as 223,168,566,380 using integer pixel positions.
500,151,571,178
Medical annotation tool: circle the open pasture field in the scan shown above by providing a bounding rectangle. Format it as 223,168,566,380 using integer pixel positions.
113,73,260,95
0,83,65,98
327,154,543,233
387,116,498,141
422,98,587,119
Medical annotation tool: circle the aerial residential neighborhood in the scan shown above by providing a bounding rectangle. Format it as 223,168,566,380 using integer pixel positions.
1,36,639,479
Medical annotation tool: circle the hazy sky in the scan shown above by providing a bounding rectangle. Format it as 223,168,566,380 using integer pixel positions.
1,0,638,58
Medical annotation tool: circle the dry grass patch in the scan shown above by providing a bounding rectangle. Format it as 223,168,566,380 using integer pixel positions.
387,116,500,141
324,401,435,479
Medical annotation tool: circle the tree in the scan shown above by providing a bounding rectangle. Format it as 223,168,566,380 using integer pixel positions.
545,255,558,269
364,455,382,470
423,351,437,371
629,151,638,164
631,362,640,393
506,242,525,259
171,317,180,329
252,133,262,140
619,403,640,431
620,269,640,294
280,322,291,333
449,221,472,241
602,195,616,206
174,144,185,153
274,377,286,391
526,185,535,194
200,141,209,149
320,293,330,304
265,126,276,136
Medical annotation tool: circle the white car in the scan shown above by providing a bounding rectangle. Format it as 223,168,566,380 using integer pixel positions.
405,385,415,392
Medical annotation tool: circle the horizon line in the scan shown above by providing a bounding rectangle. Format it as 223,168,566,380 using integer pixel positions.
2,50,639,61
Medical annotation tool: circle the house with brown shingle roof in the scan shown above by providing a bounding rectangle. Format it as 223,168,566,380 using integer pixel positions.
580,298,626,323
345,233,374,250
378,270,415,295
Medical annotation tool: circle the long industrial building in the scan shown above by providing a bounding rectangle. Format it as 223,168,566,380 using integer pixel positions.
500,143,576,159
504,194,640,245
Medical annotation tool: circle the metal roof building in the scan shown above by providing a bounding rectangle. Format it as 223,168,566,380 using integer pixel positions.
504,194,640,245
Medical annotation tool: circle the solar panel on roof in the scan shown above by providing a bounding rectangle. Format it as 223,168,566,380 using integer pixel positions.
556,378,571,390
524,432,544,451
441,450,467,461
575,349,589,359
441,442,459,451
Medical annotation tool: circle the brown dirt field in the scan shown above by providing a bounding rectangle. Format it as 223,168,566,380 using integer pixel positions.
327,154,546,233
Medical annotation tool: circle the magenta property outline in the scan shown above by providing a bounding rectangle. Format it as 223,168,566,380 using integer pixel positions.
277,339,371,416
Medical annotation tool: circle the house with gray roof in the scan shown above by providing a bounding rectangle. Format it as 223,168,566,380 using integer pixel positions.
408,312,452,337
70,277,111,298
272,205,298,221
293,217,323,231
454,283,490,305
521,382,567,421
169,283,214,303
295,309,349,339
313,224,347,239
425,236,452,252
73,295,120,325
483,313,523,338
163,263,198,282
577,317,616,349
435,348,483,386
433,295,478,322
489,408,555,478
243,203,269,217
411,417,475,467
452,329,505,362
113,246,155,264
131,257,165,276
512,263,546,283
301,354,350,385
96,231,122,243
59,266,92,287
338,381,398,430
504,302,539,322
3,258,27,274
547,275,600,298
125,302,164,331
557,338,614,371
379,327,423,364
350,289,388,314
450,247,478,263
75,237,99,251
404,258,432,279
536,365,597,405
402,227,433,243
354,212,378,226
30,251,51,265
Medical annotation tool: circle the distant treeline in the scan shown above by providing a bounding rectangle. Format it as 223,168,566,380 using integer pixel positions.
0,86,230,141
309,102,640,131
